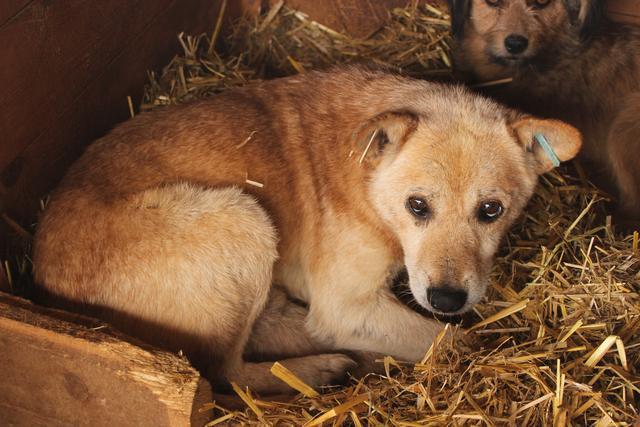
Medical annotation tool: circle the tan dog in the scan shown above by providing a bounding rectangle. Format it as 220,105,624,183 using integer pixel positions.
33,67,581,394
449,0,640,220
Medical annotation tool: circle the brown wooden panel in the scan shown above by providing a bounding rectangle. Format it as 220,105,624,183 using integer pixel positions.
0,292,213,426
609,0,640,15
0,0,31,26
0,0,173,170
0,0,231,236
275,0,412,37
608,0,640,25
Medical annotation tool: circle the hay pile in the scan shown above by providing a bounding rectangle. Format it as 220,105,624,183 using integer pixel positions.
142,1,452,110
147,2,638,425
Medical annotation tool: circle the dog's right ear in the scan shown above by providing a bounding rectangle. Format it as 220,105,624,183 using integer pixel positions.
351,110,419,167
448,0,471,39
510,117,583,174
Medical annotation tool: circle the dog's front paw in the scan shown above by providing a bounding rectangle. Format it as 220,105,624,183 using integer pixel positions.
291,353,358,388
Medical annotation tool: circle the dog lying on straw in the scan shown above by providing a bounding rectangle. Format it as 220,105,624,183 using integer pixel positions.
33,66,581,394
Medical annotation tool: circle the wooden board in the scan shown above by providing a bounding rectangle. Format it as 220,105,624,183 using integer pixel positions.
0,0,236,256
0,1,30,26
273,0,411,38
0,292,213,426
608,0,640,25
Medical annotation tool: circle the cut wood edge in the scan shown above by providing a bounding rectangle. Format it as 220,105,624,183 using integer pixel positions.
0,292,213,426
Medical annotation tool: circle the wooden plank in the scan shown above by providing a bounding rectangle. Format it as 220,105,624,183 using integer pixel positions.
0,0,31,26
608,0,640,25
0,0,230,246
0,292,213,426
273,0,411,38
0,0,170,170
609,0,640,16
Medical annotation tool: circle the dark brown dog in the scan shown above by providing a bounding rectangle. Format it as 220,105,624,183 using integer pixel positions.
449,0,640,221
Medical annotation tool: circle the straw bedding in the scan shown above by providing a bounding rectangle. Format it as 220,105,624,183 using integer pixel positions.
141,1,452,110
141,2,640,426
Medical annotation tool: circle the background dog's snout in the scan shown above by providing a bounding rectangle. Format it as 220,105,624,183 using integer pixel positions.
427,287,467,313
504,34,529,54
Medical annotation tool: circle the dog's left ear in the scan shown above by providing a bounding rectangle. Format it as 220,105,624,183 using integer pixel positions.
566,0,604,39
448,0,471,39
351,110,419,166
511,117,583,174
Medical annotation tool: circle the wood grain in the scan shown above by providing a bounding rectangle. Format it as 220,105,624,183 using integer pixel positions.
0,292,213,426
608,0,640,25
0,0,31,27
273,0,411,38
0,0,234,254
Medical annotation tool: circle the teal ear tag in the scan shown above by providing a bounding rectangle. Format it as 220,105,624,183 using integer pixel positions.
534,133,561,168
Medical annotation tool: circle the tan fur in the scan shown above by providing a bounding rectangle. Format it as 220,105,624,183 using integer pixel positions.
451,0,640,220
32,67,581,394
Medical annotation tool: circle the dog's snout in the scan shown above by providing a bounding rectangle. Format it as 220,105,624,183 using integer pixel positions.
504,34,529,55
427,286,467,313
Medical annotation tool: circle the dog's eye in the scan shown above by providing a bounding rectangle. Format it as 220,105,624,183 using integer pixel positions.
407,197,431,219
533,0,551,7
485,0,501,7
477,200,504,223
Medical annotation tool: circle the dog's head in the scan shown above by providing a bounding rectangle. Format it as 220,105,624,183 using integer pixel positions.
355,87,581,315
449,0,604,80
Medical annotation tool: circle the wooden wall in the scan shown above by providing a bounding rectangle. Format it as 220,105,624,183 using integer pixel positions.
0,0,243,256
608,0,640,25
269,0,410,37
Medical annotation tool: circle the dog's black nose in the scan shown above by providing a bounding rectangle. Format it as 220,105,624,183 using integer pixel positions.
504,34,529,54
427,287,467,313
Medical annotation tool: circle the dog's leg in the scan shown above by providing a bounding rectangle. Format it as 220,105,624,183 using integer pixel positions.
236,285,361,392
607,94,640,221
308,285,445,362
245,286,329,360
304,234,446,362
224,353,357,394
217,280,356,394
246,287,384,378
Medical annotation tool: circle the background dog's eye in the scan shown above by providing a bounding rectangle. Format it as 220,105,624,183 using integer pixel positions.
407,197,431,219
533,0,551,7
485,0,501,7
478,200,503,223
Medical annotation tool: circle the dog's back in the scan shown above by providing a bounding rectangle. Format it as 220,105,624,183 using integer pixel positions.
36,68,449,305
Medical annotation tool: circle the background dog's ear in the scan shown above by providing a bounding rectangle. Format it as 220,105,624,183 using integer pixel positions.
448,0,471,39
565,0,604,39
351,111,419,166
511,117,583,174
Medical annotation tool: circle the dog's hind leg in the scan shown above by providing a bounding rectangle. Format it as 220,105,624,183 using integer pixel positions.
246,287,383,379
245,286,329,360
218,281,356,394
607,94,640,222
